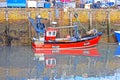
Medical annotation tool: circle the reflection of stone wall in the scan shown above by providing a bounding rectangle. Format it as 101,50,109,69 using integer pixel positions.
0,8,120,46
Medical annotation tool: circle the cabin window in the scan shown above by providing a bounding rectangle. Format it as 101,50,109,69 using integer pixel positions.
48,32,51,36
53,31,56,36
47,31,56,36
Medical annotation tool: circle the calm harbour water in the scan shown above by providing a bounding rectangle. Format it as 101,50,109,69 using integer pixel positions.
0,42,120,80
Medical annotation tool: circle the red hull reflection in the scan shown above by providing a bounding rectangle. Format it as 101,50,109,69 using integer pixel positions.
33,47,100,57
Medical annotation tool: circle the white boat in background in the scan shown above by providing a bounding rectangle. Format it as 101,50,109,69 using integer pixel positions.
114,31,120,45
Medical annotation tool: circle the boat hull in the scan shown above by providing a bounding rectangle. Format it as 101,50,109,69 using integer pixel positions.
32,31,102,52
32,32,102,51
114,31,120,45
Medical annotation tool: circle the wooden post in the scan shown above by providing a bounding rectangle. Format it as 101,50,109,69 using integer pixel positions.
88,11,92,30
48,10,52,27
69,9,73,36
5,10,9,35
5,10,10,46
69,9,72,26
28,12,31,38
106,10,110,43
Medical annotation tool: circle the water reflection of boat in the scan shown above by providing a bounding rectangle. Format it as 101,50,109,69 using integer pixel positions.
33,47,100,57
114,31,120,45
33,46,101,79
114,45,120,57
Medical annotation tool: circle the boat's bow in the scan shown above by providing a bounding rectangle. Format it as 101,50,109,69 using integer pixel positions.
114,31,120,45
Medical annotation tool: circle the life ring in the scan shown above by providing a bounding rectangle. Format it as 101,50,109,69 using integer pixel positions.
74,13,78,18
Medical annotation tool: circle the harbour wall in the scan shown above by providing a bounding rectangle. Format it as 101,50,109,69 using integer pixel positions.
0,8,120,46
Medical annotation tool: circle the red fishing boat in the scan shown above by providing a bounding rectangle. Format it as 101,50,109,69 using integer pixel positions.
32,27,102,50
28,15,102,51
